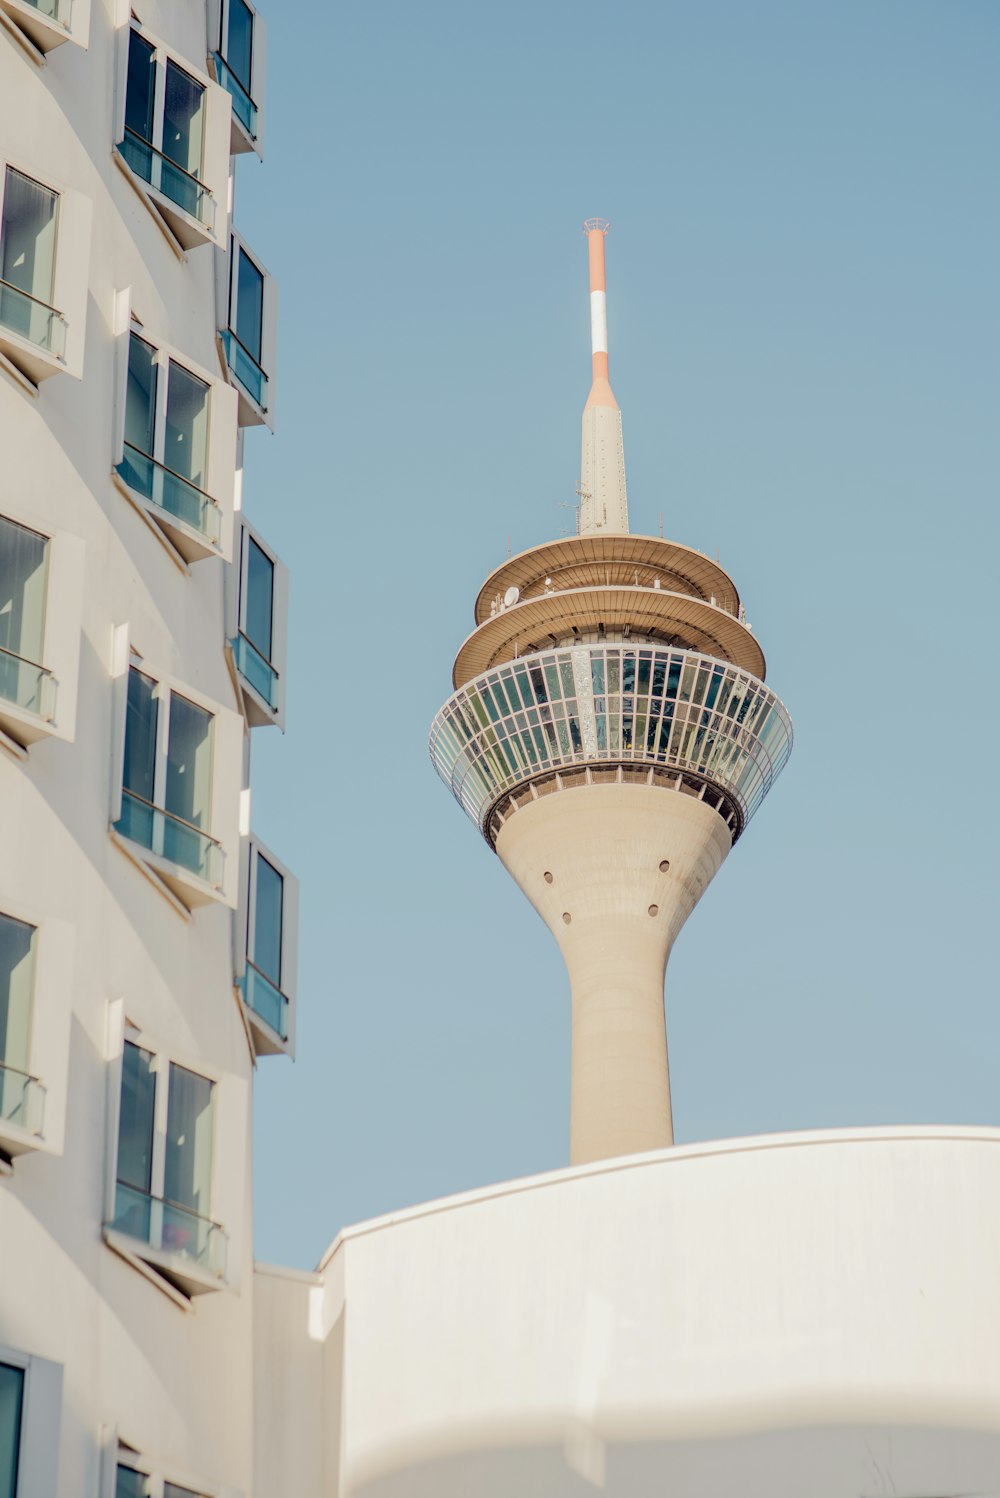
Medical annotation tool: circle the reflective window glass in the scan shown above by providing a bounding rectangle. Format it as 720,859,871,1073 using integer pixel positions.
162,62,205,177
225,0,254,92
244,537,273,660
0,515,47,669
164,363,209,487
124,31,156,142
116,1041,156,1196
124,335,157,457
165,693,213,830
123,668,158,803
0,913,35,1128
1,169,58,310
252,854,283,986
234,248,264,364
115,1465,149,1498
164,1064,214,1219
0,1365,23,1498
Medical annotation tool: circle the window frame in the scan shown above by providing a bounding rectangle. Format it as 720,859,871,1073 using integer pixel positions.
0,892,73,1166
109,629,244,912
103,1006,248,1299
0,157,91,384
0,1346,62,1498
112,303,238,566
236,834,299,1057
0,501,85,751
107,1441,222,1498
219,230,278,429
0,0,91,55
209,0,267,157
226,515,288,729
113,21,232,253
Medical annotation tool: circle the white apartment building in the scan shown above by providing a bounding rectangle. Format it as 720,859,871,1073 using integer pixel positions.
0,2,295,1494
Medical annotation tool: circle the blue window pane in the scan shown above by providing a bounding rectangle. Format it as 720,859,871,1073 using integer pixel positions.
124,334,157,458
225,0,254,92
252,855,283,987
123,668,158,803
124,30,155,142
244,537,273,660
116,1041,155,1196
0,1365,23,1498
234,248,264,364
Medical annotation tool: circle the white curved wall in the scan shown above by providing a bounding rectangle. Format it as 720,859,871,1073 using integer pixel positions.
257,1128,1000,1497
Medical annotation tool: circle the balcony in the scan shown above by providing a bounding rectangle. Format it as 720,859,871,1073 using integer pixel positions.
220,327,267,414
240,960,288,1041
0,644,56,725
114,789,224,890
0,277,66,362
231,630,278,713
116,129,215,236
107,1181,227,1294
212,53,257,141
115,442,222,563
0,0,84,53
0,1062,45,1157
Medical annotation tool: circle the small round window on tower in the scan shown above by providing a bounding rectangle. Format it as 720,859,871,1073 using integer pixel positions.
659,860,670,873
562,911,572,925
648,904,659,917
543,871,554,884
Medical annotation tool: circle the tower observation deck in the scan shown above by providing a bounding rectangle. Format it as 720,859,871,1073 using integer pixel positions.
430,222,792,1165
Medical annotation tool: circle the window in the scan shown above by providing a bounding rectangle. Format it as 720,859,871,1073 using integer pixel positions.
115,666,220,889
0,515,52,725
0,912,43,1140
227,517,287,728
113,325,239,565
115,1459,207,1498
0,1363,22,1498
0,161,90,382
0,0,91,53
117,332,221,555
239,837,298,1056
109,1039,225,1285
221,232,276,426
212,0,267,154
115,25,230,251
109,638,244,911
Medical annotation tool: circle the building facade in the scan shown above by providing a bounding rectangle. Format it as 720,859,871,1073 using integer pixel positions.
0,1,294,1494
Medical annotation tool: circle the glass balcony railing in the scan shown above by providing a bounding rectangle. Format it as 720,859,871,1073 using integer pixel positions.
232,631,278,709
116,443,222,548
220,328,268,411
240,961,287,1038
0,277,67,360
212,53,258,139
109,1181,227,1279
0,643,56,721
18,0,71,25
114,789,224,888
0,1061,46,1136
116,129,215,231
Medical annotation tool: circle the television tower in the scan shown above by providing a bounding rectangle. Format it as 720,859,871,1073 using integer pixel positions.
430,221,792,1165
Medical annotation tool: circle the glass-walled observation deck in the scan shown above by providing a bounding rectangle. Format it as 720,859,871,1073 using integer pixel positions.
430,644,792,845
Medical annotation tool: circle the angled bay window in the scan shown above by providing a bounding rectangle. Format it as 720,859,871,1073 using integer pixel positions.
115,23,232,251
220,232,277,427
0,507,84,750
237,836,298,1057
0,0,91,52
210,0,267,155
108,1040,227,1295
114,324,237,564
0,162,90,383
0,902,72,1164
110,638,243,910
0,1350,60,1498
227,516,287,727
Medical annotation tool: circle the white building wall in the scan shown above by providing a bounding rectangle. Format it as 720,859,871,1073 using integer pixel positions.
0,1,281,1493
294,1128,1000,1498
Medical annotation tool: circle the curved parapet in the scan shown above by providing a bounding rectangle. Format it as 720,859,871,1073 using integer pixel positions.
430,644,792,846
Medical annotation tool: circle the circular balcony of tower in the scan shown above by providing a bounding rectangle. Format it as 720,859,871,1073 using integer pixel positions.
430,642,793,848
454,535,764,688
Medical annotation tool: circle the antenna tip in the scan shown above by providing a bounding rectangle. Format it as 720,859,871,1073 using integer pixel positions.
583,218,610,235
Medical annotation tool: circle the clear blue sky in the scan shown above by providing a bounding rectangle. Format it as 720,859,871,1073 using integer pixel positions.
235,0,1000,1269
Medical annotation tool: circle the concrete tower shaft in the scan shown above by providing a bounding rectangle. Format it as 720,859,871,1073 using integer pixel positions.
430,223,792,1165
580,220,629,536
